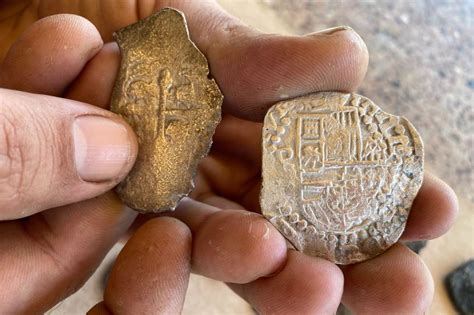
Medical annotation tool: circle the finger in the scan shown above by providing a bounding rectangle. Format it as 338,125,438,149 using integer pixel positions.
0,192,136,314
173,198,287,284
0,88,137,219
0,14,103,96
402,173,458,240
103,217,191,315
196,115,263,211
211,115,262,165
230,250,344,315
66,1,368,121
194,152,260,209
341,244,434,314
155,0,368,121
174,198,344,314
65,42,121,108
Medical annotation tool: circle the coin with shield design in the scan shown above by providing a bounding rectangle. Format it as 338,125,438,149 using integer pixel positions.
261,92,424,264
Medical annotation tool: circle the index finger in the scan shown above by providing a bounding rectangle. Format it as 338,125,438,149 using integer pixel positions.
100,217,192,315
401,173,458,240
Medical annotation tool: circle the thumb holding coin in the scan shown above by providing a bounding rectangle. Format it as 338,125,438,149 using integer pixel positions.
0,88,138,220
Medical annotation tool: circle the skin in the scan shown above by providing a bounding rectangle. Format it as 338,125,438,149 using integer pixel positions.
0,1,459,314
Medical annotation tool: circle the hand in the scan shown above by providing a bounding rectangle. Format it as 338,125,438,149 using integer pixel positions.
0,1,458,314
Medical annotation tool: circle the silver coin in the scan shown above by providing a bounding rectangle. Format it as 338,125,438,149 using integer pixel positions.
261,92,424,264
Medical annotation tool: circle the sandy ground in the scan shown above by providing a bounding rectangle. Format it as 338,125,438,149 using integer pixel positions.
50,1,473,314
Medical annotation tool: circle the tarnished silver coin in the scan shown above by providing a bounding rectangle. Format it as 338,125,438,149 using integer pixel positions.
261,92,424,264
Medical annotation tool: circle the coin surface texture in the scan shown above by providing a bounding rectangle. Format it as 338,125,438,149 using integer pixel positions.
261,92,424,264
110,8,223,212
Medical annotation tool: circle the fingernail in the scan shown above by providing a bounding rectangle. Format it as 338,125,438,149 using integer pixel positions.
73,115,133,182
311,25,354,36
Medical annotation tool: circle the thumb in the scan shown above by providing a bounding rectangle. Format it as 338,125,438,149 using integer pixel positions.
0,88,137,220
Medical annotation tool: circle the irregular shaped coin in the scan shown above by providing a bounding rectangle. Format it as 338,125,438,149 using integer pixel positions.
111,8,223,212
261,92,423,264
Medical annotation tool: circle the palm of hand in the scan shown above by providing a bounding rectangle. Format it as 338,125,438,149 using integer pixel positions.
0,1,458,314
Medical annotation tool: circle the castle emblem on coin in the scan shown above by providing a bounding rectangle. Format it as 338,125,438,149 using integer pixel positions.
260,92,424,264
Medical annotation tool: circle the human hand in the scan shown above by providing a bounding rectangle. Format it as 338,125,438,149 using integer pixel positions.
0,1,459,314
0,3,146,315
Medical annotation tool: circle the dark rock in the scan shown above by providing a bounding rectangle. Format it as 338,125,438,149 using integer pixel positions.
391,80,401,88
445,259,474,315
466,80,474,89
404,240,428,254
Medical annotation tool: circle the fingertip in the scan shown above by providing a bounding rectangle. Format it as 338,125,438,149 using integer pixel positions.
0,14,103,95
288,251,344,308
428,174,459,224
41,14,104,52
396,248,435,313
138,217,193,248
235,251,343,315
403,173,459,240
193,210,287,283
66,42,121,108
322,28,369,91
216,28,369,121
343,244,434,314
104,217,191,314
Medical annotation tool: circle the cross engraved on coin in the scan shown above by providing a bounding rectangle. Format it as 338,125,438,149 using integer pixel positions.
110,8,223,212
261,92,424,264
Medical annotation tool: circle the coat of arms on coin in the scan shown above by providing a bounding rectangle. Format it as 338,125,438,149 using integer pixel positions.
110,8,223,212
261,92,424,264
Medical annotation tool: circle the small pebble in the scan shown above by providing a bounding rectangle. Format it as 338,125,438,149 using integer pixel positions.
445,259,474,315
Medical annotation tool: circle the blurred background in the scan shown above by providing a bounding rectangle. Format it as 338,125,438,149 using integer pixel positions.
50,1,473,314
